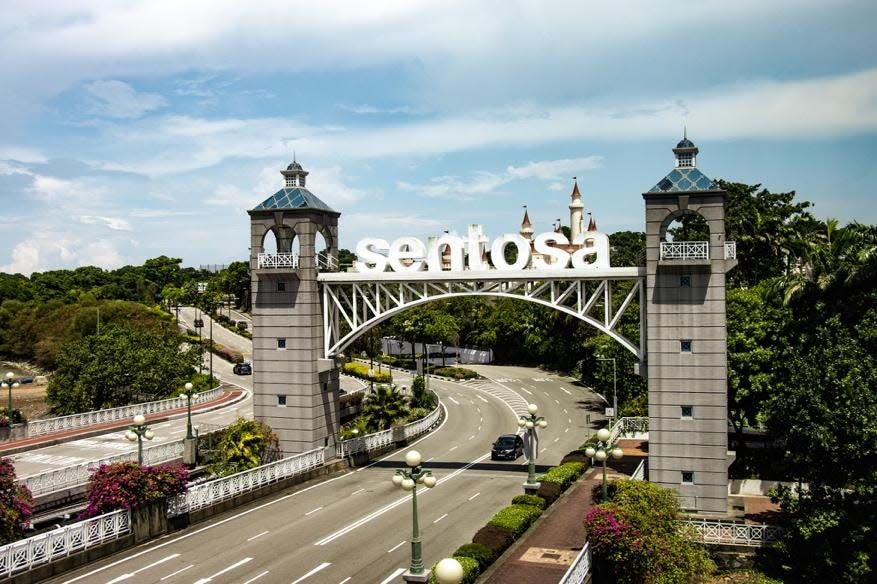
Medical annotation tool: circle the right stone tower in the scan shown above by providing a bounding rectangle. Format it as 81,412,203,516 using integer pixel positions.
643,135,737,515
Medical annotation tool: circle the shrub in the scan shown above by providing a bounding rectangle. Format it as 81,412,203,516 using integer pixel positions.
560,450,591,465
404,407,432,423
433,366,479,380
0,457,34,544
428,555,480,584
536,481,563,506
213,344,244,364
339,391,365,409
472,523,515,557
488,504,542,538
0,408,26,424
452,542,495,571
511,494,546,510
342,362,393,383
539,461,586,490
83,462,188,518
209,418,280,476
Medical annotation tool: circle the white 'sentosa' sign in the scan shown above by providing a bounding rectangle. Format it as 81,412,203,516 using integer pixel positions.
355,224,610,274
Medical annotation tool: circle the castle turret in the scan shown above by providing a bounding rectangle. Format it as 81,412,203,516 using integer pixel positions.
569,179,584,241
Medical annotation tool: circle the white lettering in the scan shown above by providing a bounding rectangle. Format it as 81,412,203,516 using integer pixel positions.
426,235,466,272
490,234,531,271
355,238,389,273
570,232,610,269
388,237,426,272
533,233,571,269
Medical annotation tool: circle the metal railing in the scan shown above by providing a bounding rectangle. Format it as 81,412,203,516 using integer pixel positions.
608,416,648,444
257,252,299,269
660,241,708,260
558,542,591,584
20,440,184,496
630,459,646,481
336,390,442,458
317,253,338,272
0,510,130,578
25,388,222,438
167,448,325,516
724,241,737,259
683,519,781,547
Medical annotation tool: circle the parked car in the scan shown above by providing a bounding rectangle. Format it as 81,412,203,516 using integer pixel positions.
491,434,524,460
233,362,252,375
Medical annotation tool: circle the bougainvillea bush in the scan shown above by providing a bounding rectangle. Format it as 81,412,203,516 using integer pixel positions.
83,462,188,518
0,457,34,544
584,480,714,583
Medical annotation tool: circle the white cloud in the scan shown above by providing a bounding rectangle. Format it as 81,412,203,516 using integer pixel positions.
506,157,603,181
84,80,167,119
77,215,132,231
0,146,46,164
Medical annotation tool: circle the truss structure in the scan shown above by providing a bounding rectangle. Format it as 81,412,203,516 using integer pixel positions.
319,268,645,360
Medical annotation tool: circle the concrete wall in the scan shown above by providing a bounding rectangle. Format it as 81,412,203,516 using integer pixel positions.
643,190,732,516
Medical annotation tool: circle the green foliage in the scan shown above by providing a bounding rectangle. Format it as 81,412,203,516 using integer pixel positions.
452,542,495,570
342,361,392,383
209,418,279,477
47,321,200,414
487,503,542,538
511,494,546,509
538,462,586,490
471,523,515,557
584,480,714,584
427,556,480,584
360,385,410,432
0,457,34,544
432,366,479,380
408,375,436,409
83,461,188,518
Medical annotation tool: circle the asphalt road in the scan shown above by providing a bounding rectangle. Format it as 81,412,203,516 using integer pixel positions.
44,365,607,584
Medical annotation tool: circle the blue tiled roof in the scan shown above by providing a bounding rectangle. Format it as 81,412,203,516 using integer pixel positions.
648,167,717,193
252,187,337,213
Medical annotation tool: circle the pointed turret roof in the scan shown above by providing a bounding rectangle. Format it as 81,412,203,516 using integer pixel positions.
587,213,597,232
569,179,584,208
252,161,338,213
647,134,719,194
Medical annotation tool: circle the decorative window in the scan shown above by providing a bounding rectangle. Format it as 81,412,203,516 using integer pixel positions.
682,471,694,485
277,395,287,407
680,275,691,288
678,153,694,167
277,338,287,349
680,340,692,353
277,281,286,292
681,405,693,419
285,176,294,187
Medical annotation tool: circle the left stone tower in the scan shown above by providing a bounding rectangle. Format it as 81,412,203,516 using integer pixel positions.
248,161,341,455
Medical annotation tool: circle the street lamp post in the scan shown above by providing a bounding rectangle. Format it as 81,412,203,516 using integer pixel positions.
181,382,194,439
209,316,214,386
2,372,20,413
125,414,154,465
596,355,617,422
180,382,197,467
434,558,464,584
585,427,624,502
392,450,437,582
518,403,548,493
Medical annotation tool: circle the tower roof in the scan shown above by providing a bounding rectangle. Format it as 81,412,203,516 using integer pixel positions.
569,179,584,208
252,160,338,213
521,207,532,227
587,213,597,231
648,134,718,194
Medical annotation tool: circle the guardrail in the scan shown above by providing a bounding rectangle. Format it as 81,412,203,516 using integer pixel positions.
660,241,707,260
608,416,648,444
336,390,442,458
630,459,646,481
257,252,298,269
19,440,184,496
724,241,737,259
0,509,130,579
167,448,325,516
683,519,781,547
558,542,591,584
25,387,222,438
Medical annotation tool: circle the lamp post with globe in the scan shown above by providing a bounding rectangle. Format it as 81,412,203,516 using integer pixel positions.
392,450,437,582
585,427,624,502
518,403,547,493
2,372,20,414
180,382,197,467
125,414,154,465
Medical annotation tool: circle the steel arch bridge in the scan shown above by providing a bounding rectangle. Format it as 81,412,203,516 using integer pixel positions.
319,267,645,360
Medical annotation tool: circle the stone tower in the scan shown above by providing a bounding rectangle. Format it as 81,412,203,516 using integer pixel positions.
642,136,737,515
569,179,584,241
248,161,342,455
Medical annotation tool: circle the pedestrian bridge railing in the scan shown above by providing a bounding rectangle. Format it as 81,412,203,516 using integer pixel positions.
24,387,222,438
335,390,442,458
19,440,184,496
608,416,648,444
683,519,781,547
558,542,591,584
167,448,325,516
630,458,646,481
0,509,130,579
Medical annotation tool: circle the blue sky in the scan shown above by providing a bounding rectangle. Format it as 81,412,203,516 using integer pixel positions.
1,0,875,274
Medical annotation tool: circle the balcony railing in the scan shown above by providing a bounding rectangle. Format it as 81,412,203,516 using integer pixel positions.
659,241,737,260
257,253,298,269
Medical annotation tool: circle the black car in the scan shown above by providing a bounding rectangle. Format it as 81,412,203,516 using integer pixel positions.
491,434,524,460
233,362,252,375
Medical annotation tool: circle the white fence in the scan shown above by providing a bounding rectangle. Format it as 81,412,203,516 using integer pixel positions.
336,391,442,458
25,387,222,438
257,252,298,269
724,241,737,259
608,416,648,444
683,519,781,547
20,440,185,496
0,510,130,579
659,241,737,261
558,542,591,584
630,459,646,481
167,448,325,516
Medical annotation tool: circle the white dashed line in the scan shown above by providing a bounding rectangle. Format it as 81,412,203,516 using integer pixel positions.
477,395,489,403
305,506,323,516
519,387,532,395
351,488,365,496
449,397,460,405
561,387,572,395
247,530,269,541
388,541,406,553
242,571,269,584
291,563,331,584
468,492,481,501
380,569,406,584
468,435,475,440
433,513,448,524
449,446,458,452
160,565,192,580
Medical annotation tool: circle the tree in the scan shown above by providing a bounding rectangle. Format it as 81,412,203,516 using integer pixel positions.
209,418,279,477
608,231,645,267
361,385,409,432
409,375,436,410
0,457,34,544
82,462,188,518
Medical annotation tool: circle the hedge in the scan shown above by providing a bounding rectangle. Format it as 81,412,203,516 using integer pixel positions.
452,543,495,571
433,366,479,380
342,362,392,383
428,555,480,584
511,494,546,510
472,523,515,558
487,504,543,538
538,461,586,490
213,344,244,364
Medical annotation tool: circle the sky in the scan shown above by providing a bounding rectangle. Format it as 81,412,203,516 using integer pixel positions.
0,0,875,274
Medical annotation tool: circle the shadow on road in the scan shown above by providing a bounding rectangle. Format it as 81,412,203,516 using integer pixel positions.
366,459,554,474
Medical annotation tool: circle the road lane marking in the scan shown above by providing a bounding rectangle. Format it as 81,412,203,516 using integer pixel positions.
339,578,352,584
160,565,192,581
477,395,489,403
565,427,569,433
468,492,480,501
468,435,475,440
380,569,406,584
425,457,434,463
193,557,252,584
351,488,365,496
519,387,532,395
449,396,460,405
247,530,269,541
106,554,179,583
291,562,331,584
433,513,448,523
569,418,572,424
554,399,560,404
561,387,572,395
305,506,323,516
553,438,560,443
448,446,458,452
563,408,568,414
387,541,406,553
544,391,550,396
242,571,269,584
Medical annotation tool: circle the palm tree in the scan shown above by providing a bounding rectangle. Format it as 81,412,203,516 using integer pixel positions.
210,418,279,476
361,385,410,432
